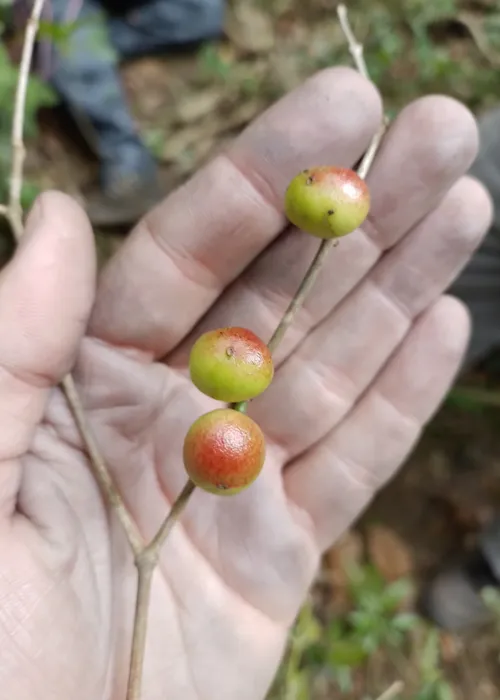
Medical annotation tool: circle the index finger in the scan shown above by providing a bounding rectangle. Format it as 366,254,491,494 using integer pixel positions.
89,67,382,358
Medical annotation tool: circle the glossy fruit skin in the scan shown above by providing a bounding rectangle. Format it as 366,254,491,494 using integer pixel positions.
189,327,274,403
284,166,370,239
183,408,266,495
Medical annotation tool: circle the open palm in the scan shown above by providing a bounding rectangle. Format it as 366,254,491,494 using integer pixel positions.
0,68,492,700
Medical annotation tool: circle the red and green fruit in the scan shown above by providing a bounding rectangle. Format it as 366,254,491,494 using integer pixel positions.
183,408,266,495
189,327,274,403
284,166,370,239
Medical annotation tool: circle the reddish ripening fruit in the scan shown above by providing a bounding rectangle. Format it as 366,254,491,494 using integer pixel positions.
284,166,370,239
189,327,274,403
183,408,266,495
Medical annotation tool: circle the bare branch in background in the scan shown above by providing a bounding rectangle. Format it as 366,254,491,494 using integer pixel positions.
8,0,45,239
376,681,405,700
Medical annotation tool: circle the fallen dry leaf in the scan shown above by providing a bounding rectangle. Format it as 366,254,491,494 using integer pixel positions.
225,1,275,54
175,88,226,124
439,632,462,663
367,524,413,582
325,529,364,610
456,10,500,66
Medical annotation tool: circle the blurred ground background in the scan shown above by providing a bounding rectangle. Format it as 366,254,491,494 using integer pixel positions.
4,0,500,698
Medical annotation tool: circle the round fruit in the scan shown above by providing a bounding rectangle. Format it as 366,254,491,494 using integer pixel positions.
183,408,266,495
284,166,370,239
189,327,274,403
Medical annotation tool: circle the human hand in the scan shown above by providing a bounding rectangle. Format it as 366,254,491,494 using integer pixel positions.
0,67,492,700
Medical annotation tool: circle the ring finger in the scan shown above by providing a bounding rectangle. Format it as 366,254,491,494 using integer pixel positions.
250,175,491,459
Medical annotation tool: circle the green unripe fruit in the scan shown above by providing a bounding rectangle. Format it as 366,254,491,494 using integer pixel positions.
183,408,266,495
284,166,370,239
189,327,274,403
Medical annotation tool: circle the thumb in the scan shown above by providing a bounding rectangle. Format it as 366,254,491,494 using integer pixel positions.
0,191,96,516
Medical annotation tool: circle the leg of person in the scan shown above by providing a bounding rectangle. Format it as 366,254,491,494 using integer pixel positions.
105,0,224,59
419,107,500,631
45,0,162,226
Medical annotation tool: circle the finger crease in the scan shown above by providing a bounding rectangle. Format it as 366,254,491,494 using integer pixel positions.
336,395,421,492
368,277,413,325
0,360,54,391
298,356,358,416
223,151,284,217
140,217,222,294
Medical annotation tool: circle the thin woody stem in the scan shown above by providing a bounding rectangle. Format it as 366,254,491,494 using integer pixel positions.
62,375,144,555
148,479,196,553
232,5,388,417
262,110,384,357
337,4,369,80
8,0,46,240
3,0,144,558
266,237,335,354
375,681,405,700
3,6,147,691
124,478,197,700
126,558,156,700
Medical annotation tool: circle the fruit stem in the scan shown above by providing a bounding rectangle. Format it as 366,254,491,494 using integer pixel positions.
230,118,387,415
147,479,197,553
229,9,388,418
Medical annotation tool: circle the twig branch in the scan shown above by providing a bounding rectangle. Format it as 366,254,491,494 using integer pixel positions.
8,0,46,239
148,479,196,553
375,681,405,700
124,478,196,700
267,238,335,355
232,4,387,415
62,375,144,555
2,5,147,692
6,1,143,553
126,556,156,700
337,3,369,79
263,109,385,357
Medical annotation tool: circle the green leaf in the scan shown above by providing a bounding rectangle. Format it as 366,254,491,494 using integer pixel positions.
392,612,419,632
285,671,310,700
38,19,78,48
420,628,441,680
333,666,353,693
328,639,367,668
292,603,322,650
382,578,413,610
481,586,500,616
20,180,40,210
436,681,455,700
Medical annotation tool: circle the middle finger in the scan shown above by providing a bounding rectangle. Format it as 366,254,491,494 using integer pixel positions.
168,95,478,371
252,174,491,458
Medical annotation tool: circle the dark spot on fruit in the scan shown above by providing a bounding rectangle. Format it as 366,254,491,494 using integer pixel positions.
303,168,310,174
226,347,235,357
216,483,229,490
306,177,314,185
328,209,334,216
